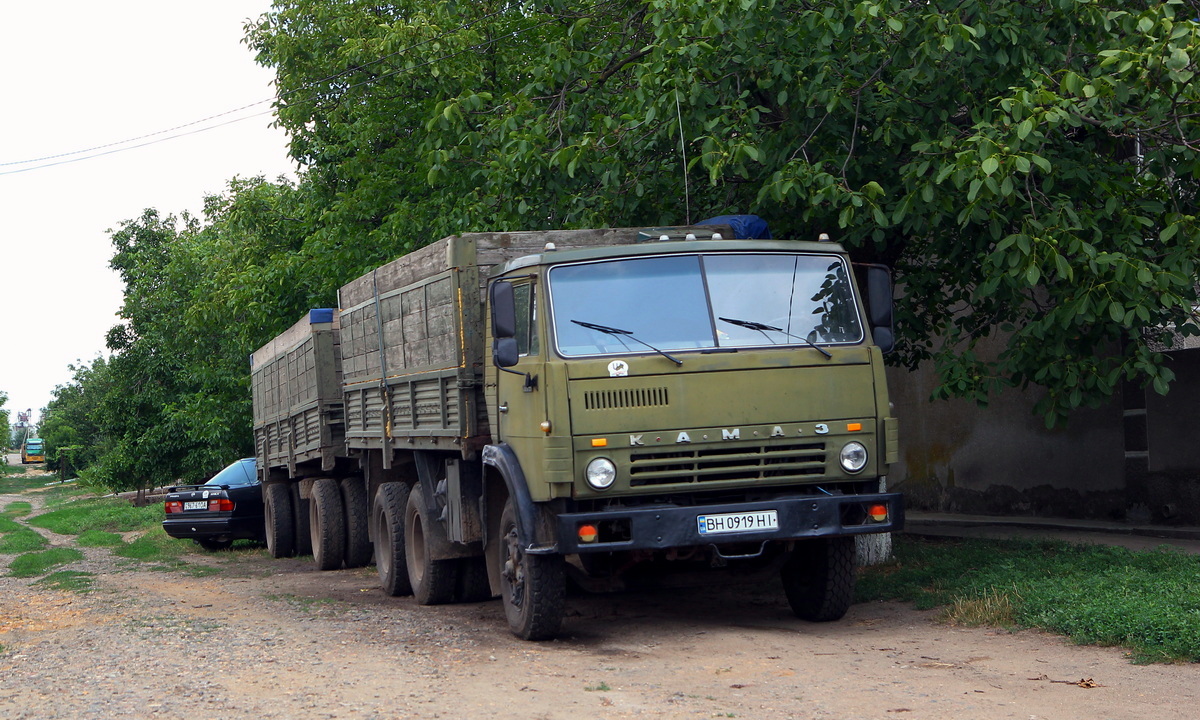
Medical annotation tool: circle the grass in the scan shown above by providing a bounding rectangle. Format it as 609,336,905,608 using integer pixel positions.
112,531,186,562
0,516,22,533
77,530,125,547
36,570,96,593
857,536,1200,663
0,528,49,554
28,496,164,535
8,547,84,578
3,501,32,517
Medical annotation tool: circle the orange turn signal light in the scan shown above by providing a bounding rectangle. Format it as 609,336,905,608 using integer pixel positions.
868,504,888,522
578,524,599,543
591,438,608,448
847,422,863,432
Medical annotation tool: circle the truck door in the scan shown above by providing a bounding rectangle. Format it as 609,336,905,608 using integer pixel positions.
491,279,547,458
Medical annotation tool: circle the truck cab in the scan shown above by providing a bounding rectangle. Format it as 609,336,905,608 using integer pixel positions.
485,232,902,638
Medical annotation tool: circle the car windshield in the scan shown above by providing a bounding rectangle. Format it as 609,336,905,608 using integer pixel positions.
205,459,257,487
548,252,862,357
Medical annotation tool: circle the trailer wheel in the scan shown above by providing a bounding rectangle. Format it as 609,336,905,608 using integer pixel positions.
264,483,295,558
374,483,412,596
290,482,312,556
499,498,565,640
404,483,458,605
309,477,346,571
341,476,372,568
781,536,856,622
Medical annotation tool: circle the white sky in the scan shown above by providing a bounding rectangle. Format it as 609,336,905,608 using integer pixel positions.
0,1,296,428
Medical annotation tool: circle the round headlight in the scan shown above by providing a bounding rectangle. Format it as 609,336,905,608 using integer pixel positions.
585,458,617,490
839,441,868,474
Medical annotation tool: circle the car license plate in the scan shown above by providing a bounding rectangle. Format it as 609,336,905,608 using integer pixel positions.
696,510,778,536
183,501,208,511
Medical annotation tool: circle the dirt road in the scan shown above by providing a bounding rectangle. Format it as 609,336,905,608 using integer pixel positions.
1,487,1196,720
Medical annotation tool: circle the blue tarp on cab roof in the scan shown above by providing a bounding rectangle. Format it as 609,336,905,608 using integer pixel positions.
697,214,772,240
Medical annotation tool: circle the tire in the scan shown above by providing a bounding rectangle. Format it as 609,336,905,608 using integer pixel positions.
456,556,493,603
374,483,412,596
499,498,566,640
781,536,857,622
341,476,372,569
309,477,346,571
196,538,233,551
291,482,312,557
404,483,458,605
264,483,295,559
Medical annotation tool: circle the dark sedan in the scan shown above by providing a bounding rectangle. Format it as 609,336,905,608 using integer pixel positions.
163,458,264,550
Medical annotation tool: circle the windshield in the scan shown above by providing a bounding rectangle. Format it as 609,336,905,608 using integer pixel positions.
549,252,862,357
205,458,258,487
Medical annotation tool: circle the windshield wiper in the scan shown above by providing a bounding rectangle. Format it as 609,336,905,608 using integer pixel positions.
719,317,832,359
571,320,684,366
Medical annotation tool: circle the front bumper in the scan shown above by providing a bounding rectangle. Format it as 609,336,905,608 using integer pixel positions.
555,492,903,554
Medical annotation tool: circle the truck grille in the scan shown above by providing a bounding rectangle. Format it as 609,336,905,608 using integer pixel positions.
629,442,827,486
583,387,669,411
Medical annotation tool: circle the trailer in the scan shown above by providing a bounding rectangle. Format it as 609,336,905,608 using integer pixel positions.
252,221,903,639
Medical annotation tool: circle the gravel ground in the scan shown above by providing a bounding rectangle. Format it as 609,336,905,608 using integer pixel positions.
2,477,1198,720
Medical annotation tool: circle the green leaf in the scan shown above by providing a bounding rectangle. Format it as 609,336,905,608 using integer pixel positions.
981,157,999,176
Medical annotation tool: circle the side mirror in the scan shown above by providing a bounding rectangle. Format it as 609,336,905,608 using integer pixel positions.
494,337,520,369
862,264,895,354
490,280,517,340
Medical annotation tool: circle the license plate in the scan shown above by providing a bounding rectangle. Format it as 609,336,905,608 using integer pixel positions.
696,510,779,536
183,501,208,511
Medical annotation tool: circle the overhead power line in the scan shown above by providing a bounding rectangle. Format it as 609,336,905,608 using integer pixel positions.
0,2,607,177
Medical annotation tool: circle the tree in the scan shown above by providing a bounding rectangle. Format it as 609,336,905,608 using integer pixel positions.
247,0,1200,425
0,390,9,452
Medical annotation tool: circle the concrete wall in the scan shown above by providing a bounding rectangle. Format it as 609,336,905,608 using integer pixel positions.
882,320,1145,521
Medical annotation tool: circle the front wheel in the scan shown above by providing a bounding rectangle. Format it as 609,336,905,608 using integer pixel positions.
781,536,856,622
498,499,565,640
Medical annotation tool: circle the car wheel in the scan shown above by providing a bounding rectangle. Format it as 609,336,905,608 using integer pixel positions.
264,483,295,558
781,536,856,622
309,477,346,571
404,483,458,605
499,498,565,640
196,538,233,551
374,482,412,596
341,476,372,569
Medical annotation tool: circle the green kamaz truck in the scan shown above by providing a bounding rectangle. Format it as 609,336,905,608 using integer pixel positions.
251,220,903,640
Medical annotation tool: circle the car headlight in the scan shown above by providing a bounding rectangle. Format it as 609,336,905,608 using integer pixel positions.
839,441,868,474
585,458,617,490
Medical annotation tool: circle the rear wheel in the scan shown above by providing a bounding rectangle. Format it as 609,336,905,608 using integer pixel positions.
341,477,372,568
499,498,565,640
196,538,233,551
264,483,295,559
291,482,312,556
374,483,412,596
781,537,856,622
309,477,346,571
404,483,458,605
